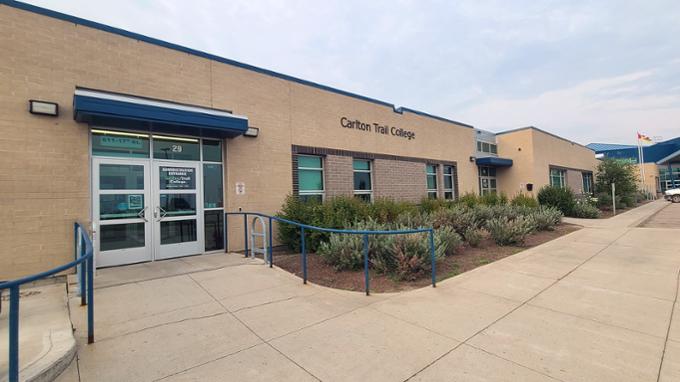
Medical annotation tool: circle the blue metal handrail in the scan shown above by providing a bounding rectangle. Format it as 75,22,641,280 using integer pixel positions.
0,223,95,382
225,212,437,296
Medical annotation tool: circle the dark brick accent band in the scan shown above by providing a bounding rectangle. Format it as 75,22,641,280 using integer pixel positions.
292,145,457,166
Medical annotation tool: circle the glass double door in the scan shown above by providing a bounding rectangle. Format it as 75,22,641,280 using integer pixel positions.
93,158,204,267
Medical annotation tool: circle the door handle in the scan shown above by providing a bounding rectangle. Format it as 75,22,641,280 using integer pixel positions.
157,206,167,222
137,206,149,222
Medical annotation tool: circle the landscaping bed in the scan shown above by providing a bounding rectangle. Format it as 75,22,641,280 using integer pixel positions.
272,194,576,293
272,223,580,293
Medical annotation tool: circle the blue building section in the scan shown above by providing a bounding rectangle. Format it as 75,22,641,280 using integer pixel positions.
588,137,680,192
587,137,680,164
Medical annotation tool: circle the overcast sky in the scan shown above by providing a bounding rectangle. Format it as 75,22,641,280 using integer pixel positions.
25,0,680,145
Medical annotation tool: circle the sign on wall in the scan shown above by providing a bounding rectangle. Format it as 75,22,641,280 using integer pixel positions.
159,167,196,189
235,182,246,195
340,116,416,141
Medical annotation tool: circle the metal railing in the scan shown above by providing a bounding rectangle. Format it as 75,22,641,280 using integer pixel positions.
0,223,95,382
225,212,437,295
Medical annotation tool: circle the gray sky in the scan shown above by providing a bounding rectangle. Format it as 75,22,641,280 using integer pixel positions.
25,0,680,145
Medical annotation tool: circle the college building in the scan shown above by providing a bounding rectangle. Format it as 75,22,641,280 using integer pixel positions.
0,1,599,278
587,138,680,194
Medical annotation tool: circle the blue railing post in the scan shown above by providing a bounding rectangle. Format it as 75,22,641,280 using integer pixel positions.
243,214,249,258
79,234,86,306
87,254,94,344
429,229,436,288
363,234,369,296
268,216,273,268
8,285,19,382
301,227,307,284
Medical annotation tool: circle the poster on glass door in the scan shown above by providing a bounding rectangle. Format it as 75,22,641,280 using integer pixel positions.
159,167,196,189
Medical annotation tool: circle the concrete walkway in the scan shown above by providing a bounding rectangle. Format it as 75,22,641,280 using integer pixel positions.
64,199,680,381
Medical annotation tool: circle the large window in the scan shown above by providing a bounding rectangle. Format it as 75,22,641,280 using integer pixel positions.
582,172,593,194
353,159,372,202
479,166,497,195
426,164,438,199
298,155,324,202
477,141,498,155
443,165,455,200
550,168,567,188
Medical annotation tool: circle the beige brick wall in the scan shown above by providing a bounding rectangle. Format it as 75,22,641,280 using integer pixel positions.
0,5,478,277
497,128,598,197
325,155,354,197
566,169,586,193
374,159,428,202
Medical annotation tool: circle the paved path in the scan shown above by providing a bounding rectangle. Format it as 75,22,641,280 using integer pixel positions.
641,201,680,228
64,200,680,381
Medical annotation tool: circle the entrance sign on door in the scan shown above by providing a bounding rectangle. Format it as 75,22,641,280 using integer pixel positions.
159,167,195,189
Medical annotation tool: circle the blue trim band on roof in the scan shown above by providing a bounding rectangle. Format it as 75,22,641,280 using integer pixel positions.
2,0,474,130
74,93,248,138
475,157,513,167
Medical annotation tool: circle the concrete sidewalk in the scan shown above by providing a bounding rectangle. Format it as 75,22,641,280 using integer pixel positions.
66,199,680,381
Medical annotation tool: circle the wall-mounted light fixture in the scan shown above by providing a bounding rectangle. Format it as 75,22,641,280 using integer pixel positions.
469,156,476,162
29,100,59,116
244,127,259,138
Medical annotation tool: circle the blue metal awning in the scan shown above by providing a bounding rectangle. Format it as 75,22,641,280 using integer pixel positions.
73,88,248,138
476,156,513,167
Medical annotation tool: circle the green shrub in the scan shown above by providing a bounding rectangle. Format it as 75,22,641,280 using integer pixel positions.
394,210,430,228
366,198,416,224
418,197,453,214
276,195,321,251
571,202,600,218
479,192,508,206
391,233,434,281
531,206,562,230
462,227,484,247
620,194,635,208
511,193,539,208
485,216,535,246
595,192,612,209
537,185,576,216
458,193,479,207
316,233,363,271
434,226,463,257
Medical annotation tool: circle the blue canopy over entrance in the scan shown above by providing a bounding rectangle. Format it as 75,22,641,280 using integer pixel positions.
475,156,513,167
74,88,248,138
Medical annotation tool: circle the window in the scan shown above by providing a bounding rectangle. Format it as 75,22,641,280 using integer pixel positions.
153,135,200,160
550,168,567,188
476,141,498,155
478,166,497,195
298,155,324,202
92,129,150,158
204,210,224,251
203,164,223,208
443,165,455,200
353,159,372,202
582,172,593,194
202,139,222,162
426,164,438,199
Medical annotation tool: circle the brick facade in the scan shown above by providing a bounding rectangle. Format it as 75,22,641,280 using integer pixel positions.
374,159,428,202
325,155,354,197
292,146,457,202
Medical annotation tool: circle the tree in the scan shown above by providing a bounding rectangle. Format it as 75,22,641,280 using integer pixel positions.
595,158,639,196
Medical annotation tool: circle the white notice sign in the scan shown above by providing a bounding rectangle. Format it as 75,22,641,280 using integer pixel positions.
235,182,246,195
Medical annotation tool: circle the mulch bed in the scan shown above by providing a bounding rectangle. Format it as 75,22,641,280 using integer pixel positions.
271,223,581,293
598,200,652,218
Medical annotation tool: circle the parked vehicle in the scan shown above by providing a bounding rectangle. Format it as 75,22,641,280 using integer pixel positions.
665,188,680,203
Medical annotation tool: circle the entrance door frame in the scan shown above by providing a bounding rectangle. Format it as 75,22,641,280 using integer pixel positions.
92,157,153,267
90,127,224,268
152,160,205,260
